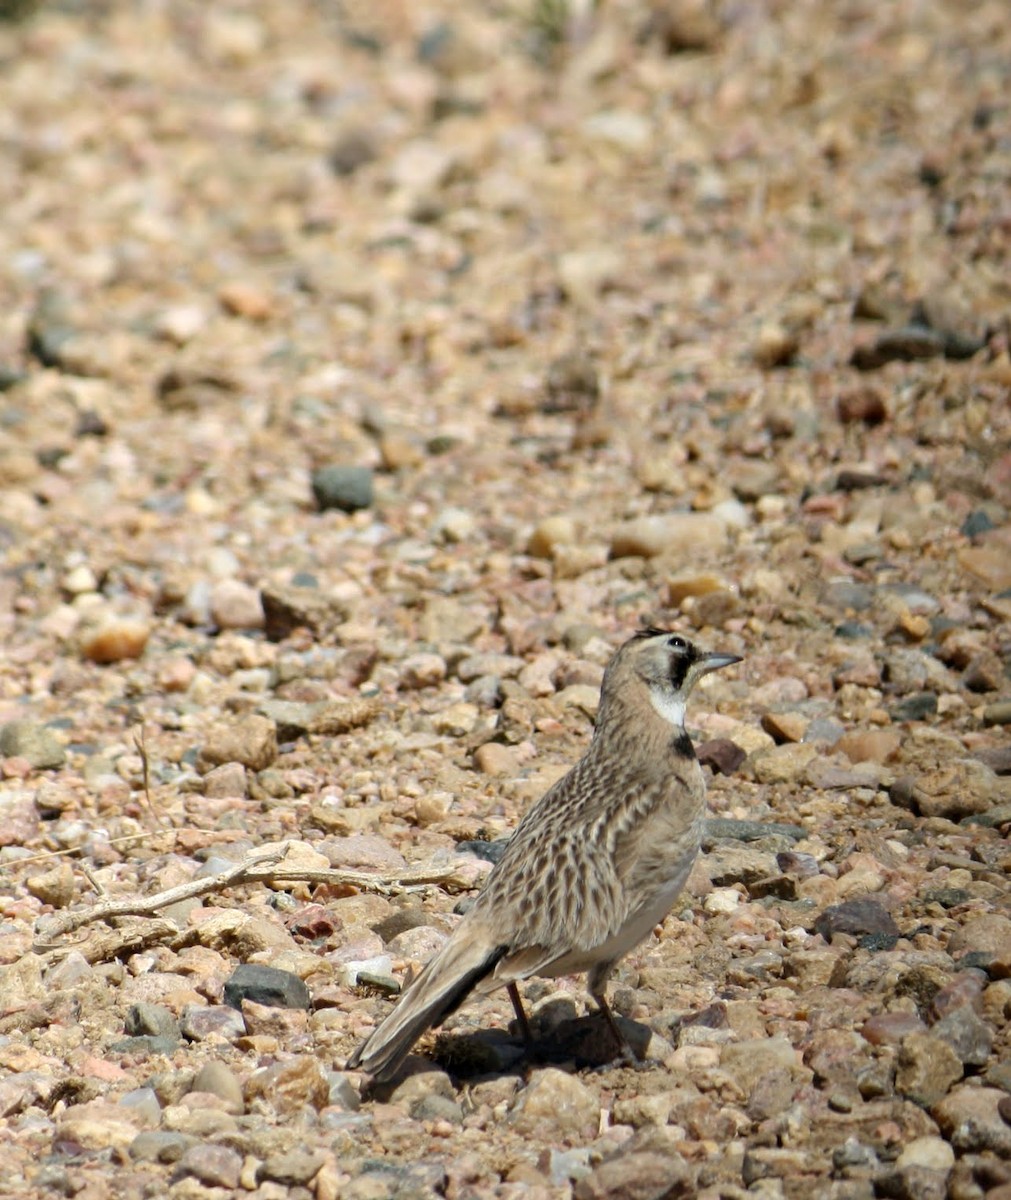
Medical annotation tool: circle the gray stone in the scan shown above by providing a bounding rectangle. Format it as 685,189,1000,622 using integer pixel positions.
118,1087,161,1127
573,1150,692,1200
814,898,900,942
260,1150,328,1186
311,465,374,513
0,720,65,769
410,1093,464,1123
223,963,311,1010
960,508,994,537
891,692,939,722
129,1130,198,1163
179,1004,246,1042
545,1147,594,1186
983,700,1011,726
124,1003,180,1039
456,838,509,865
931,1006,994,1067
824,580,874,611
703,818,806,844
191,1061,244,1113
326,1073,361,1111
173,1143,242,1188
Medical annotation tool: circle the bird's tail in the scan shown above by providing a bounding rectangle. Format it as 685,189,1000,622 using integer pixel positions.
346,929,507,1082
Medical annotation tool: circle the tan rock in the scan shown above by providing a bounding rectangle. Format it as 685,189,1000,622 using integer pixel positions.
244,1055,330,1115
836,728,901,763
199,715,277,772
666,571,731,604
81,618,151,664
57,1101,152,1152
25,860,75,908
241,999,309,1038
473,743,519,776
895,1033,962,1106
210,580,265,630
413,792,453,825
720,1037,812,1098
218,280,274,320
527,516,577,559
957,544,1011,591
430,702,479,736
760,712,808,744
750,742,818,784
932,1085,1011,1156
947,913,1011,959
379,430,425,470
609,512,729,559
510,1068,598,1137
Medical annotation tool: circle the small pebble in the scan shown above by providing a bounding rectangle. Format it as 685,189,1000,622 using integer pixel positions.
80,618,151,664
311,466,374,513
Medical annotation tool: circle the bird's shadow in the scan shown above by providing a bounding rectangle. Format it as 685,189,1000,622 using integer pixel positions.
432,1009,654,1080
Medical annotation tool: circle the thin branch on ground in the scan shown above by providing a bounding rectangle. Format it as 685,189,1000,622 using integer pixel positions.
33,842,477,944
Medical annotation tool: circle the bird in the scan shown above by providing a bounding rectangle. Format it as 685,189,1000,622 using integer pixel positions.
346,627,741,1082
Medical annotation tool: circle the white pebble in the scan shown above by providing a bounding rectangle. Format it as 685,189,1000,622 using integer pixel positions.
704,888,742,914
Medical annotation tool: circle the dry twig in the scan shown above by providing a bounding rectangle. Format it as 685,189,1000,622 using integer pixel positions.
33,842,477,947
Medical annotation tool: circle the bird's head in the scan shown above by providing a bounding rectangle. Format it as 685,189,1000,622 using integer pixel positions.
602,627,741,728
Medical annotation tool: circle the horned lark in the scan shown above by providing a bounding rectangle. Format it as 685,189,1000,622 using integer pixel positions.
347,628,741,1081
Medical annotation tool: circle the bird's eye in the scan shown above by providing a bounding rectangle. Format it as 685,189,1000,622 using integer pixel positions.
668,636,688,651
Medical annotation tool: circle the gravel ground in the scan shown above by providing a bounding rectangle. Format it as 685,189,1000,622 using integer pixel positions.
0,1,1009,1197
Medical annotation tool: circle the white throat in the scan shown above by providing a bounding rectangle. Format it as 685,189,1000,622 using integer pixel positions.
649,689,686,727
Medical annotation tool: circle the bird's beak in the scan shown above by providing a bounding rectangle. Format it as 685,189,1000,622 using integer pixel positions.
698,651,742,676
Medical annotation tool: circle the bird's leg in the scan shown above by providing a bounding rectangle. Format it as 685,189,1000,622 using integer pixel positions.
507,982,535,1052
594,992,640,1065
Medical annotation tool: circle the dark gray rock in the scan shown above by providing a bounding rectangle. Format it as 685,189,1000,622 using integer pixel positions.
456,838,509,865
311,465,374,513
223,963,311,1010
961,510,995,537
852,325,944,370
814,897,900,942
834,621,875,639
890,692,938,721
703,818,806,844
